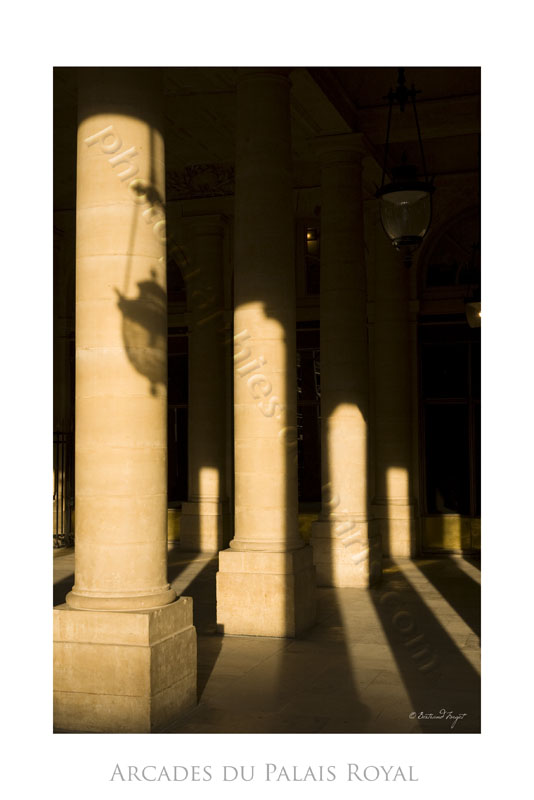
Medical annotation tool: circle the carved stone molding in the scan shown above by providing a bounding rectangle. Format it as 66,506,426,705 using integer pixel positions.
167,163,235,200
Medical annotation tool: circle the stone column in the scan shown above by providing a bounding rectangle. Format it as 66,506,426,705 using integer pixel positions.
216,68,316,636
180,215,228,551
372,221,416,556
53,68,196,733
311,134,381,587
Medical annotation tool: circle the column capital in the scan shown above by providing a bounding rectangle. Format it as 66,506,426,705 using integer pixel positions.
313,132,371,165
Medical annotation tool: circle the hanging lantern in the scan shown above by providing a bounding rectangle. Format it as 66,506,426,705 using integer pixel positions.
376,68,435,264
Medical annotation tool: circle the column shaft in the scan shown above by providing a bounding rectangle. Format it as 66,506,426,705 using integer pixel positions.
372,224,415,556
311,136,381,587
67,68,174,610
216,69,315,636
231,70,299,553
180,216,228,551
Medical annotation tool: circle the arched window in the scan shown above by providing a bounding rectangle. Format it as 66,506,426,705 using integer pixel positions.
422,207,480,295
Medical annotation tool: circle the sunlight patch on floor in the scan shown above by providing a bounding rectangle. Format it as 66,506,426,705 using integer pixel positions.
394,559,480,674
448,555,481,584
170,552,215,596
333,586,419,727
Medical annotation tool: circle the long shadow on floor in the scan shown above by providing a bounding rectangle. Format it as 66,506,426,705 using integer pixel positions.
369,559,480,733
166,601,375,734
165,551,373,734
417,557,480,637
463,555,481,571
163,499,376,734
167,549,223,699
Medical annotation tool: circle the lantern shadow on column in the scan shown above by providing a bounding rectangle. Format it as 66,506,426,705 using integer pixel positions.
114,269,167,396
114,136,168,397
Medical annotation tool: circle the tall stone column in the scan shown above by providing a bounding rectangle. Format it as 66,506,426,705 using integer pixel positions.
372,220,415,556
216,68,316,637
53,68,196,733
180,215,228,551
311,134,381,587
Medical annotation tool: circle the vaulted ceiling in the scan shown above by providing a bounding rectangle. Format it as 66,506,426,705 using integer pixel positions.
54,66,480,211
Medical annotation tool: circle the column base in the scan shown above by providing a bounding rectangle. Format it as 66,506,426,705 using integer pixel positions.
53,597,197,733
180,501,228,552
311,519,382,587
216,546,316,637
372,502,415,557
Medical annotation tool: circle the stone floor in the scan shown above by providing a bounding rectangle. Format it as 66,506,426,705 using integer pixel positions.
53,548,481,734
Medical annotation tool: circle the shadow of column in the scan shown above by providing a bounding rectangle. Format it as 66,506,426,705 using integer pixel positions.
368,552,481,732
167,550,223,699
416,557,480,637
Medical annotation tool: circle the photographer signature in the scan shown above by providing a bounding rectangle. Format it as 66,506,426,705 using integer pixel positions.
409,709,467,729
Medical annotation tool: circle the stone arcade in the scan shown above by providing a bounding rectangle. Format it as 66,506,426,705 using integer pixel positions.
53,67,481,733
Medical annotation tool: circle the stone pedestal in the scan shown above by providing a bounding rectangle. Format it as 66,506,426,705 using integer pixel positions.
54,598,196,733
312,519,381,587
180,500,227,552
372,503,415,558
216,68,316,637
217,548,315,637
310,134,381,588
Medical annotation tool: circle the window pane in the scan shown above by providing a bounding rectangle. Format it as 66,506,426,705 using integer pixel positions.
425,404,470,515
298,349,320,403
422,341,469,398
474,402,481,516
426,256,459,287
168,406,188,502
296,328,319,350
471,340,481,400
297,405,321,502
168,353,188,405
